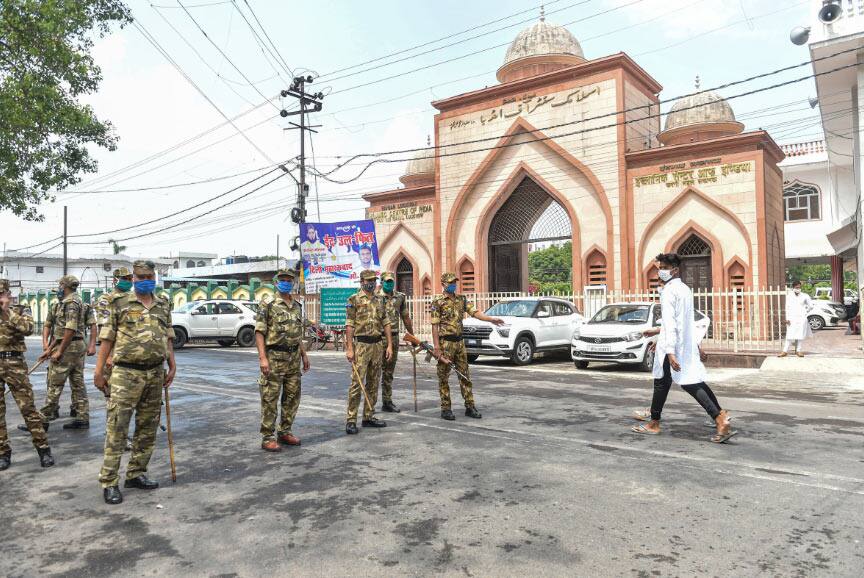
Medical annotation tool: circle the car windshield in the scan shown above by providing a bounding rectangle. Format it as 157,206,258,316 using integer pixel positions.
174,301,203,313
589,304,650,324
485,300,537,317
244,302,259,313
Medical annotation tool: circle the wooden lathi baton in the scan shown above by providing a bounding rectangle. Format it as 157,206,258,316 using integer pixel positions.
350,362,374,413
164,387,177,483
27,357,47,376
404,333,470,382
409,346,419,413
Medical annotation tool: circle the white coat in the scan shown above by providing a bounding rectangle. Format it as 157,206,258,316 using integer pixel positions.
653,278,707,385
785,291,814,341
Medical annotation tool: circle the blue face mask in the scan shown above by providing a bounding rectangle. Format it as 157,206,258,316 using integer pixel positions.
445,283,457,294
276,281,293,294
134,279,156,294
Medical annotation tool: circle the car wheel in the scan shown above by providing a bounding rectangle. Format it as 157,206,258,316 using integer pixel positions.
640,346,655,372
510,336,534,366
466,354,479,363
236,327,256,347
808,315,825,331
217,339,234,347
574,360,589,370
172,328,188,349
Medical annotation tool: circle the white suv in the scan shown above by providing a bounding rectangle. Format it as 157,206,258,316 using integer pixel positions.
172,300,260,348
462,297,583,365
571,302,710,372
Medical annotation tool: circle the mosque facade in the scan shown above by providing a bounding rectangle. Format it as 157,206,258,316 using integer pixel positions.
363,18,786,295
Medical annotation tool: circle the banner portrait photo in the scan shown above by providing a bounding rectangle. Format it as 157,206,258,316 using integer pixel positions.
299,219,380,293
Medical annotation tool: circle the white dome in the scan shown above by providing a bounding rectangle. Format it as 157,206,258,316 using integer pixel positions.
403,150,434,177
503,20,584,66
664,90,738,131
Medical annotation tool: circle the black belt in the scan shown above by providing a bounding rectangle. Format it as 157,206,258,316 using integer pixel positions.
441,334,463,342
0,351,23,359
268,343,299,353
355,335,382,344
71,336,84,342
115,360,164,371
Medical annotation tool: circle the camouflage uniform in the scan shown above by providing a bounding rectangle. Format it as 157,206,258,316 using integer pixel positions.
95,274,130,384
40,289,91,422
431,284,478,410
255,295,304,442
97,275,174,489
377,278,409,404
1,282,50,457
346,281,392,424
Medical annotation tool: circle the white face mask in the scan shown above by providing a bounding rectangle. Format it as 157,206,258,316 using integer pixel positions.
658,269,673,282
793,288,801,295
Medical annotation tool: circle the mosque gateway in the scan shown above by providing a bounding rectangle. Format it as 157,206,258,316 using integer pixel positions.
363,17,785,295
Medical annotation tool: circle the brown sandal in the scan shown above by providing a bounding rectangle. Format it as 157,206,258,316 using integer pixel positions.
632,424,660,435
710,410,737,443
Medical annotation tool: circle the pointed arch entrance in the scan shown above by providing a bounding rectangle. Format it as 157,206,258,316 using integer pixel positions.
487,176,573,292
395,257,414,296
676,234,712,290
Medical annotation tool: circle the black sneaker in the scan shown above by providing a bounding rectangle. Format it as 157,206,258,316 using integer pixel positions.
465,406,482,419
381,400,401,413
441,409,456,421
0,452,10,471
346,422,359,435
361,417,387,428
63,420,90,430
37,447,55,468
103,486,123,505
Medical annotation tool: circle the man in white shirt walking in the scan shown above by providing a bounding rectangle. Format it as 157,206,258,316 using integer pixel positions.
631,253,736,443
779,280,813,358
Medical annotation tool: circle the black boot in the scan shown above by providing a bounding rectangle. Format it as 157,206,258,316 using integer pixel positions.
346,422,359,435
63,420,90,430
465,406,482,419
103,486,123,505
361,417,387,428
0,452,10,471
37,447,55,468
70,406,78,418
124,475,159,490
381,400,401,413
441,409,455,421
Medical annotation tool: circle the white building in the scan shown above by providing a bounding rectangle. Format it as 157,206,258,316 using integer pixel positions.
0,251,135,294
157,251,218,271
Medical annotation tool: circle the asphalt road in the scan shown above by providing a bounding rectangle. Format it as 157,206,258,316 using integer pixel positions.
2,341,863,577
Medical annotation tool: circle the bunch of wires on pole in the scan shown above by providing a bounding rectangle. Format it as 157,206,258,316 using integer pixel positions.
280,75,324,257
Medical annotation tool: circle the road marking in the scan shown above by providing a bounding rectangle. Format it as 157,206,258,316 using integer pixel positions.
172,380,864,496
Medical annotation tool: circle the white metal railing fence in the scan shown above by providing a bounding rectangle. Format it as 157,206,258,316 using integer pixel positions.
301,287,788,353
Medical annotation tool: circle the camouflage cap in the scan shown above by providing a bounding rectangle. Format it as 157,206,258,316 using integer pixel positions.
275,268,296,279
113,266,132,278
360,269,378,281
380,271,395,282
0,279,9,293
132,260,156,275
59,275,79,288
441,272,458,284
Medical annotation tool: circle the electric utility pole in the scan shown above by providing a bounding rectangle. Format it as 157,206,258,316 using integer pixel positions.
63,205,68,275
280,75,324,255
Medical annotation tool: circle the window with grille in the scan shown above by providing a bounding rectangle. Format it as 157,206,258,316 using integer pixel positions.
585,250,607,285
677,235,711,256
422,278,432,295
459,260,476,294
783,181,821,221
36,266,44,274
103,263,112,272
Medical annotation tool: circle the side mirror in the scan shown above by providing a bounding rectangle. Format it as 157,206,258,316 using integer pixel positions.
537,310,550,318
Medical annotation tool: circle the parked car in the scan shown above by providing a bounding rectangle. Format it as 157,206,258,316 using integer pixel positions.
171,300,260,348
571,302,710,372
462,297,583,365
814,287,858,305
807,300,845,330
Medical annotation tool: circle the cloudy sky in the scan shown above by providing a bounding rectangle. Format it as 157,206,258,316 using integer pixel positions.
1,0,819,261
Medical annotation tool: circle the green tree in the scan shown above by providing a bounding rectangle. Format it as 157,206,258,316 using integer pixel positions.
0,0,131,221
528,242,572,285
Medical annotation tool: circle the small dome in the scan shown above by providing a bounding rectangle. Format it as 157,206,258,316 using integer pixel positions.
658,87,744,146
399,148,434,187
497,19,585,83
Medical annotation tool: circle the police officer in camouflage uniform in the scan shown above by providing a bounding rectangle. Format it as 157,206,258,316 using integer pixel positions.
94,267,133,385
432,273,504,420
255,268,310,452
36,275,95,429
94,260,176,505
377,271,414,413
345,269,393,434
0,279,55,471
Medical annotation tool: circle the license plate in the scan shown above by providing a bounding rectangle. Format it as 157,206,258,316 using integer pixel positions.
467,339,480,346
588,345,611,352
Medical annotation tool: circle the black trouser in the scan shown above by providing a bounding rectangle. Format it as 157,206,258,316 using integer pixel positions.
650,356,721,421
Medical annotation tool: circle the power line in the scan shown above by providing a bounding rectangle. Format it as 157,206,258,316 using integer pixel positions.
238,0,293,78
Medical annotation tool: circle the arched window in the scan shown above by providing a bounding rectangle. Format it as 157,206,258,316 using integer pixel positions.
422,277,432,296
173,261,180,268
396,257,414,296
728,261,746,288
197,260,206,267
783,181,821,221
585,249,607,286
186,260,196,268
459,259,476,294
645,265,660,291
